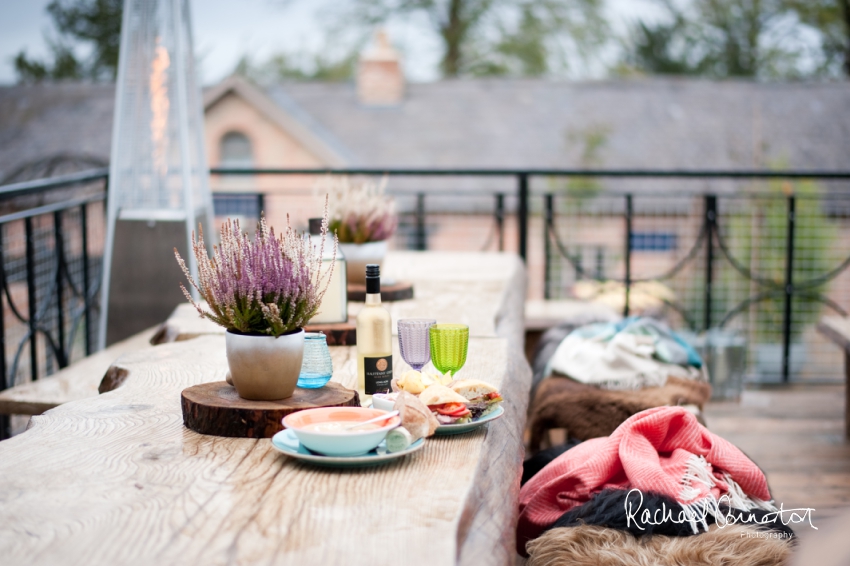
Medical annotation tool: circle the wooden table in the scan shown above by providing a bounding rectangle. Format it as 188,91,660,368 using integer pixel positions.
0,251,531,566
816,315,850,437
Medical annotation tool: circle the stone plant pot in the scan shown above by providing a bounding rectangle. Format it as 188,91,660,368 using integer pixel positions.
338,240,388,285
225,329,305,400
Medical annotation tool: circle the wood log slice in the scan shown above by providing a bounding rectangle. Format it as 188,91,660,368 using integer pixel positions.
347,281,414,302
304,318,357,345
181,381,361,438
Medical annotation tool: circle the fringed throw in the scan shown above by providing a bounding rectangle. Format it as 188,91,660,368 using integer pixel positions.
517,406,776,555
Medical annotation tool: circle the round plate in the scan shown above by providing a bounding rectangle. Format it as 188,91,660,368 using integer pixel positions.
271,428,425,468
435,405,504,436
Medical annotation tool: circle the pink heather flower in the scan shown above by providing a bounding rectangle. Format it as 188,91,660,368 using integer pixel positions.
319,175,397,244
175,201,336,337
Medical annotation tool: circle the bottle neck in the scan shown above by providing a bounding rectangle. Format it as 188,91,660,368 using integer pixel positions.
365,293,382,305
366,276,380,295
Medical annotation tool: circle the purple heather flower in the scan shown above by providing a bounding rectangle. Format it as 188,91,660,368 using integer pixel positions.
175,204,336,337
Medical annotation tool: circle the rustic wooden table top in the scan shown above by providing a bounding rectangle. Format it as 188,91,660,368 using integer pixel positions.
0,251,531,566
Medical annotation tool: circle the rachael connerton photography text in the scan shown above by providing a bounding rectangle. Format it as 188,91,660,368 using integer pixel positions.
624,489,817,532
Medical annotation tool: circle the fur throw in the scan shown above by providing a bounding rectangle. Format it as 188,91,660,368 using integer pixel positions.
528,375,711,451
550,489,795,540
526,524,793,566
518,407,775,554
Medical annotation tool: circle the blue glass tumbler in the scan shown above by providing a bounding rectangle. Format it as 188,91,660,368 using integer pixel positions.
297,332,333,389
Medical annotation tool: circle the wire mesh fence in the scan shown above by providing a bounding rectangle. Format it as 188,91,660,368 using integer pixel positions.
3,168,848,438
542,178,850,383
0,174,106,438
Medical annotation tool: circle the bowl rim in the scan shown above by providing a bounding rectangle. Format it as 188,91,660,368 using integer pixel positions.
282,407,399,436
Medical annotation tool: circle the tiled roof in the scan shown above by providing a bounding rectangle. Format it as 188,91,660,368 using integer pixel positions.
280,78,850,171
0,83,114,181
1,78,848,190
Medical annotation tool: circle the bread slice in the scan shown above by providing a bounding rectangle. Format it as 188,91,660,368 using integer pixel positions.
449,379,499,401
393,390,439,438
419,384,469,407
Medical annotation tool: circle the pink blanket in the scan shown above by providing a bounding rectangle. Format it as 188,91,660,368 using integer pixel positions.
517,406,773,554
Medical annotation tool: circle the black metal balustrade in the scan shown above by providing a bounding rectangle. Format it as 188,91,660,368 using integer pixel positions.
2,166,850,439
0,168,107,438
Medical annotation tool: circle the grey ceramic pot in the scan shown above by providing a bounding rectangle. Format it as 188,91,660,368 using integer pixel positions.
225,329,305,400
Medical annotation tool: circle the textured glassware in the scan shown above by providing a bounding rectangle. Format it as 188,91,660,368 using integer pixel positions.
297,332,333,389
429,324,469,377
398,318,436,371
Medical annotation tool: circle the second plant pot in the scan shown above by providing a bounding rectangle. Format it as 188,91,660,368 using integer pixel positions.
338,240,387,285
225,329,305,400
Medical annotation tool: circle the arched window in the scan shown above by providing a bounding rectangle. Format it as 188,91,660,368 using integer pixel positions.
219,131,253,168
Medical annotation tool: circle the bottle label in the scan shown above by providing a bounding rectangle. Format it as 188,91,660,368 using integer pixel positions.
364,356,393,395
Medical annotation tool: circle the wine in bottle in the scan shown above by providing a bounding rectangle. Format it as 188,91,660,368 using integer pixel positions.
356,264,392,401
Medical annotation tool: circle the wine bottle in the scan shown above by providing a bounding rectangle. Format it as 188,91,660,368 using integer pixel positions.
356,264,393,401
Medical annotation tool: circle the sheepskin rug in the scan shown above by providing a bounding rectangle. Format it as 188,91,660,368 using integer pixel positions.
527,375,711,451
526,524,793,566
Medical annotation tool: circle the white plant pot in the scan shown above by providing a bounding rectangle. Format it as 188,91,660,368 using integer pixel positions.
225,329,304,400
338,240,388,285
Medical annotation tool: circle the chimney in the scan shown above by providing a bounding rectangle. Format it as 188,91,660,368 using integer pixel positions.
357,30,404,106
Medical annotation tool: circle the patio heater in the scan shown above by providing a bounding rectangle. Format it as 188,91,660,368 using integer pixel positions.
99,0,213,348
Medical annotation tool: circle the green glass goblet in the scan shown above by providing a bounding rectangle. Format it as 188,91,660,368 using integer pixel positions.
429,324,469,378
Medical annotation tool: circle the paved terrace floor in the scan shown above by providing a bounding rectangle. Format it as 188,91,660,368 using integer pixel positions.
703,384,850,544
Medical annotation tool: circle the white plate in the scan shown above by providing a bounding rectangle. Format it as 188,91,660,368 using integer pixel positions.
271,428,425,468
435,405,504,436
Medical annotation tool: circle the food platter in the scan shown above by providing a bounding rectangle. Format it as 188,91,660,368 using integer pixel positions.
434,406,504,436
271,428,425,468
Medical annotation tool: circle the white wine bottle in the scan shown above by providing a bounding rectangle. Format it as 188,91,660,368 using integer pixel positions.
356,264,392,402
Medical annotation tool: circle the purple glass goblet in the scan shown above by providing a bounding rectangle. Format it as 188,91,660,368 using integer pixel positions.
397,318,436,371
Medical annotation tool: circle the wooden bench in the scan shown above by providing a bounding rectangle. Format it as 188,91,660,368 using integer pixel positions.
816,315,850,438
0,325,159,416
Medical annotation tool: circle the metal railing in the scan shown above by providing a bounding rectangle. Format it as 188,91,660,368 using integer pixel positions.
2,166,850,438
212,167,850,386
0,168,108,438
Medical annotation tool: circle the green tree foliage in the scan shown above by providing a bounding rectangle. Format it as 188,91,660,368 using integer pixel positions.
15,0,122,83
234,50,359,83
346,0,608,77
623,0,850,78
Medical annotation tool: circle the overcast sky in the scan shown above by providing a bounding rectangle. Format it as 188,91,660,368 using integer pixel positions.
0,0,661,85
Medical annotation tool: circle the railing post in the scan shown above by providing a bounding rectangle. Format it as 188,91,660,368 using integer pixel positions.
415,193,426,251
782,195,796,383
81,203,92,356
25,217,38,381
495,193,504,252
623,194,633,317
53,211,67,368
517,173,528,262
704,195,716,331
544,194,553,299
257,193,265,218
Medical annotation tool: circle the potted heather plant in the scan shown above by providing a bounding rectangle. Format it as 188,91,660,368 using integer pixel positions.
175,213,335,400
322,176,397,285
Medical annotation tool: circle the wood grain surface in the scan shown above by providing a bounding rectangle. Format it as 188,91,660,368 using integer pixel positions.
0,325,159,415
181,381,360,438
0,251,531,566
